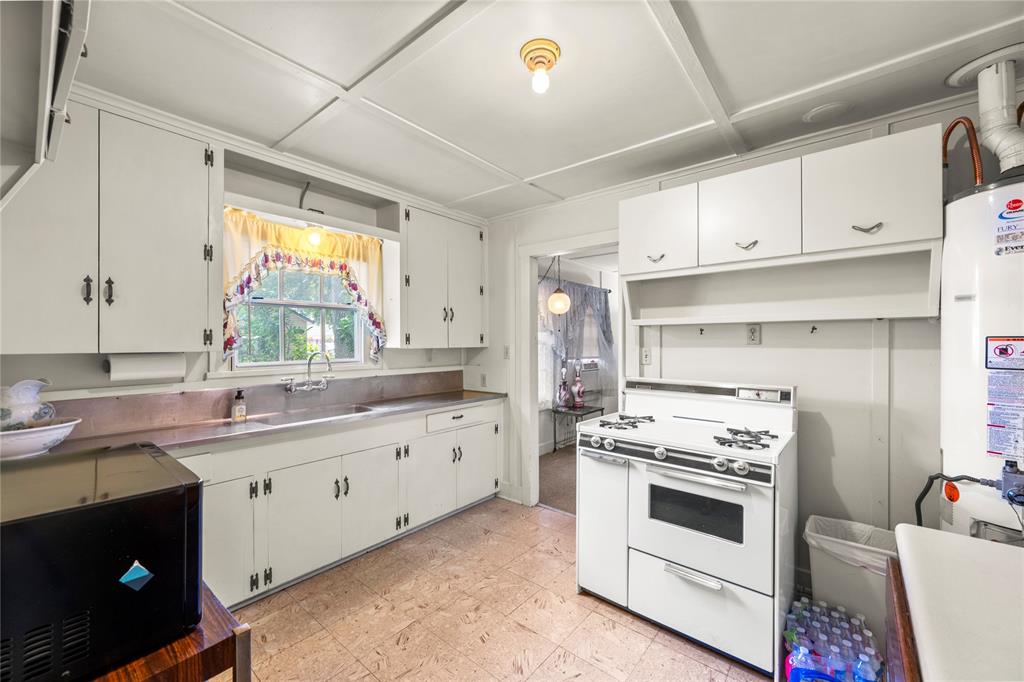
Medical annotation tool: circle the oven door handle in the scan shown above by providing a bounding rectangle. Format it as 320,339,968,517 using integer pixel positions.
663,562,724,591
579,449,628,466
646,464,747,492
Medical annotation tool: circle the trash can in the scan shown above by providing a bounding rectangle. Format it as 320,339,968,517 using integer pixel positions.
804,515,898,640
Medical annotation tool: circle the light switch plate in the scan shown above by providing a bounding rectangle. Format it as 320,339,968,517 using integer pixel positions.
640,348,652,365
746,324,762,345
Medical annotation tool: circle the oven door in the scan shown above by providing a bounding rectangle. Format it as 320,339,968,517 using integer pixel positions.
627,461,774,595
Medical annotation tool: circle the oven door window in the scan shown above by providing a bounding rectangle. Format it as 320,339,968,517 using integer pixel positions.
649,484,744,544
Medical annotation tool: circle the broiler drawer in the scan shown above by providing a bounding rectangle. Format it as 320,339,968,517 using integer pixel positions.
628,548,775,673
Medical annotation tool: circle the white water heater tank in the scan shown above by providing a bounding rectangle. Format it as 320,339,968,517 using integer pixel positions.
940,174,1024,535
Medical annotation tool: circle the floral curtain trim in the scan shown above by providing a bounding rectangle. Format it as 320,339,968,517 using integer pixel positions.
224,247,387,362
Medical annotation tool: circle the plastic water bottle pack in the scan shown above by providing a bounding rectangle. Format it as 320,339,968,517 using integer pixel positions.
783,597,884,681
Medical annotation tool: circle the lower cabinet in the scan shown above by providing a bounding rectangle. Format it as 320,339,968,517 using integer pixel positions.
456,422,499,506
402,431,458,528
341,444,401,557
202,476,257,608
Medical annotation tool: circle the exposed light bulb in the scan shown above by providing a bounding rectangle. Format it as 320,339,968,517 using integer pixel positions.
547,288,571,315
307,231,322,246
531,66,550,94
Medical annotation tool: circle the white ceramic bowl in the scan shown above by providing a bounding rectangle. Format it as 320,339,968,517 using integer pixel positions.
0,418,81,460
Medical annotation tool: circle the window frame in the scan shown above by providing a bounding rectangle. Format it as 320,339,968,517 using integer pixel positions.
233,270,366,368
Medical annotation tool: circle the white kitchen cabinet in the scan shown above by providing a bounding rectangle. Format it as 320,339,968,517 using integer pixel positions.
456,421,499,507
341,444,401,557
99,112,211,352
401,432,458,530
1,101,99,354
265,457,343,587
802,125,941,254
202,476,258,608
577,449,629,606
619,183,698,275
699,158,802,266
403,206,484,348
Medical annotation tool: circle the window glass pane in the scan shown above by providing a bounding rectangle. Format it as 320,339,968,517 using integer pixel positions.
247,304,281,363
324,277,355,304
249,272,280,300
324,308,358,360
282,271,320,302
235,303,251,364
284,306,322,361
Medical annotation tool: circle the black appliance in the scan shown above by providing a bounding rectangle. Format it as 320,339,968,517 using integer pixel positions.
1,443,202,681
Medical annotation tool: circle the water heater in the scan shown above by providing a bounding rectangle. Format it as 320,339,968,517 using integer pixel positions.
940,172,1024,536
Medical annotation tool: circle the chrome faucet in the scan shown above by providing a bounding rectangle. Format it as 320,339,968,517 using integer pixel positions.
282,351,334,393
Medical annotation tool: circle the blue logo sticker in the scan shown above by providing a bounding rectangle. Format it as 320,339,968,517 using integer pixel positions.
119,560,154,591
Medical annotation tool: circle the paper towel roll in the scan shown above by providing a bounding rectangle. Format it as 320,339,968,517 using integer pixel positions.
106,354,187,382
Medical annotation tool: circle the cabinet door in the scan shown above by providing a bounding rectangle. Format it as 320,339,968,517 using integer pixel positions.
202,476,256,608
341,444,400,556
266,457,343,587
404,207,449,348
802,125,941,253
447,223,485,348
99,112,209,352
619,183,698,275
577,450,628,606
456,422,498,507
698,158,802,266
1,101,98,354
402,432,458,529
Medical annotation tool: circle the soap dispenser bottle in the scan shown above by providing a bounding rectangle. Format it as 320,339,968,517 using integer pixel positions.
232,389,247,423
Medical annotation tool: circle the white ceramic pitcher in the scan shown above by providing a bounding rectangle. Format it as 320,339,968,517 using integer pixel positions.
0,379,56,431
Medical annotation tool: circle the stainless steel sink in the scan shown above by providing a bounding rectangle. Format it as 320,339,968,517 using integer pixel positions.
254,404,374,427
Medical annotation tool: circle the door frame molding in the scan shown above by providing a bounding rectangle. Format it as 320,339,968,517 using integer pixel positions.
513,229,619,506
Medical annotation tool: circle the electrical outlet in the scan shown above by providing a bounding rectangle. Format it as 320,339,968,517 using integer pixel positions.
640,348,652,365
746,324,762,345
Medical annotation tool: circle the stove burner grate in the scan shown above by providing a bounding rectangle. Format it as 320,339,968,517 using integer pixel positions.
714,435,770,450
598,414,656,430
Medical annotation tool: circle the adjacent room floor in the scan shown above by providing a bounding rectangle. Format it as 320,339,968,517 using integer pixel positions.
538,445,576,514
219,497,768,682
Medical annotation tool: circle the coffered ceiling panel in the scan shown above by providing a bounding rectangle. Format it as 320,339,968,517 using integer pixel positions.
678,0,1023,112
288,105,509,205
731,17,1024,150
531,126,732,198
77,1,334,145
370,1,710,178
179,1,450,88
448,183,559,218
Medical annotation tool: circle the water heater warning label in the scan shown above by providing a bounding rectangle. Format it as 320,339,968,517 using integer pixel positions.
987,336,1024,461
986,337,1024,371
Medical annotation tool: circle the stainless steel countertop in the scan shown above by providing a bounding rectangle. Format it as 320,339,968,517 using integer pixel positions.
53,390,505,455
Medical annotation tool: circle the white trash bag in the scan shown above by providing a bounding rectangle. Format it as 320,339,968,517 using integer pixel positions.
804,515,898,577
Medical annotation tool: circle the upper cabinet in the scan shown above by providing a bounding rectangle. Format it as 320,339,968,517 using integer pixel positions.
619,183,698,275
698,158,801,266
0,106,212,355
403,207,485,349
802,125,941,254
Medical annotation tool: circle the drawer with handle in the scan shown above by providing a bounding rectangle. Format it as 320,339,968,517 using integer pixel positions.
628,548,775,673
426,405,491,432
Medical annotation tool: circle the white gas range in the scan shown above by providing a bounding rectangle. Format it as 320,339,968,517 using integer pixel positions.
575,379,798,679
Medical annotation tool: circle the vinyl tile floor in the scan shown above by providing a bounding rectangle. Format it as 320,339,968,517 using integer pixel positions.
216,498,770,682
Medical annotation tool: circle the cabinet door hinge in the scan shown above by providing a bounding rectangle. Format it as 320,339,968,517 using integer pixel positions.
203,243,214,261
204,148,214,167
479,333,484,344
403,513,409,527
249,573,259,592
404,274,410,287
403,444,409,458
404,333,411,345
479,230,483,242
395,516,402,531
203,328,214,346
479,285,484,296
263,567,273,586
249,480,258,499
494,424,499,435
494,477,499,490
395,446,401,461
404,208,411,221
263,477,272,495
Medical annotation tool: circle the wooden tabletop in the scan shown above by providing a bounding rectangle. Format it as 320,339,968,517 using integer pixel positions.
96,584,248,682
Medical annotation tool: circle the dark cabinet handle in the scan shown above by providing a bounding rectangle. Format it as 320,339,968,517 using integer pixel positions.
452,448,457,463
443,307,448,322
457,446,463,461
449,307,454,322
451,414,464,420
851,222,883,234
83,276,93,304
104,277,114,305
342,476,349,496
334,478,341,499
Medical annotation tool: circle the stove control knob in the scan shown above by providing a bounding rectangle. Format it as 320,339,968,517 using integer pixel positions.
731,460,750,476
653,446,668,460
603,438,616,451
711,457,729,472
589,435,602,448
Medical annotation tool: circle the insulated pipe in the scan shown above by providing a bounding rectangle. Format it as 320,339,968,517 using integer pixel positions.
977,60,1024,173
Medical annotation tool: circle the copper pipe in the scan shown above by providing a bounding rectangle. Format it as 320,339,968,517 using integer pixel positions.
942,117,984,187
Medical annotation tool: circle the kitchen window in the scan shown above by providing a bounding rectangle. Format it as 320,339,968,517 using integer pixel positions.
234,270,364,366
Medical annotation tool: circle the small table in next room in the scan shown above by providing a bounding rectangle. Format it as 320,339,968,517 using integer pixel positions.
552,405,605,450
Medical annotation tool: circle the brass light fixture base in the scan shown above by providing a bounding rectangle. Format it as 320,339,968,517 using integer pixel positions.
520,38,561,73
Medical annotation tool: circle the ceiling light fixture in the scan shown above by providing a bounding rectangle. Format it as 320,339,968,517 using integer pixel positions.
521,38,560,95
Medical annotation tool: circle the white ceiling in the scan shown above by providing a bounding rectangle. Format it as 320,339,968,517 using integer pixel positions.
74,0,1024,219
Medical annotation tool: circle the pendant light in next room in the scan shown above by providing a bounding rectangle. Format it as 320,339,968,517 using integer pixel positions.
547,256,571,315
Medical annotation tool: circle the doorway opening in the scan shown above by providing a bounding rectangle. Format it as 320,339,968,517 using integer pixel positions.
535,244,619,513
